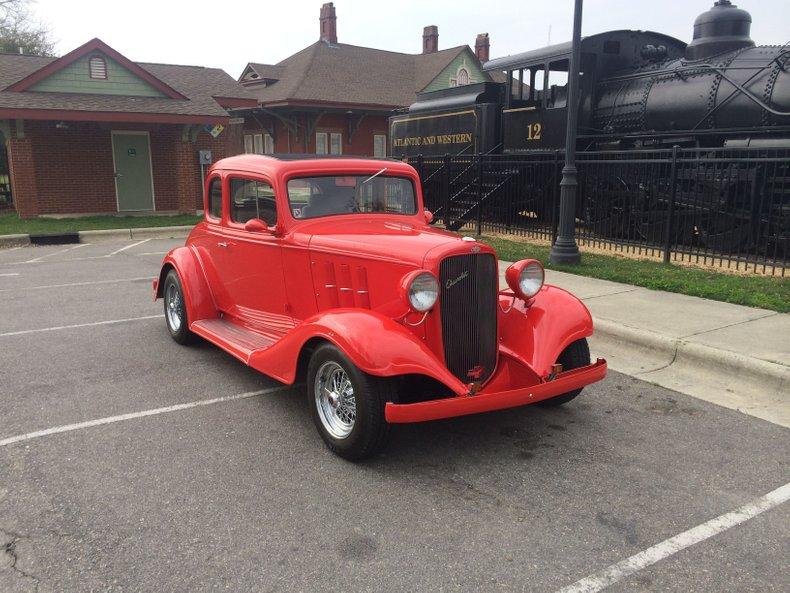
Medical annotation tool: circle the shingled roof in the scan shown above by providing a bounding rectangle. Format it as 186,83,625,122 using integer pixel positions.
240,41,488,109
0,38,256,123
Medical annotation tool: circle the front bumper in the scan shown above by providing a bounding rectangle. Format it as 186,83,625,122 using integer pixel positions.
384,358,607,423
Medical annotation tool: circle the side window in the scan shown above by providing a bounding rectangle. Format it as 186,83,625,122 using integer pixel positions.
207,177,222,221
230,178,277,226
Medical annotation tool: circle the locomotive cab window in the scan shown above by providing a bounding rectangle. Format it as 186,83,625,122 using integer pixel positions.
546,60,569,109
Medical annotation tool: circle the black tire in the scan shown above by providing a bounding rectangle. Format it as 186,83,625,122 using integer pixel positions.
307,343,394,461
162,269,195,345
538,338,590,407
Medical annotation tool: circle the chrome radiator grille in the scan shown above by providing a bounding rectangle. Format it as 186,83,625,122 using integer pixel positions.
438,253,498,384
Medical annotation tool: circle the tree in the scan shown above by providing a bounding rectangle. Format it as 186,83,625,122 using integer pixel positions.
0,0,54,56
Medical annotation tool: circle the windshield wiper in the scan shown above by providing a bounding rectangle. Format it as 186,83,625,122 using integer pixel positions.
361,167,387,185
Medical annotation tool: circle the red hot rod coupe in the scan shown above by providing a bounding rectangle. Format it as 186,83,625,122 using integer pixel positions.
154,155,606,459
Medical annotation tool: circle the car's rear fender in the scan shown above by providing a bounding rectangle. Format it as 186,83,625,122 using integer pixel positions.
154,246,216,323
247,309,468,393
498,285,594,378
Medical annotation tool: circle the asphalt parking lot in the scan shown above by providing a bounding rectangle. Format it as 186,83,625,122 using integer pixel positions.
1,238,788,593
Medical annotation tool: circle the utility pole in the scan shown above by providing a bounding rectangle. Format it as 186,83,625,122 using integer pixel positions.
549,0,583,265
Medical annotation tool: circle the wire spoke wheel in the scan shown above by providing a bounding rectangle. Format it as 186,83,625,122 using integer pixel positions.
314,361,356,439
165,283,183,332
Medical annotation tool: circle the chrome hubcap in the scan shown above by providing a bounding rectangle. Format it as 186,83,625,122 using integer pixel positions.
315,361,356,439
165,283,182,331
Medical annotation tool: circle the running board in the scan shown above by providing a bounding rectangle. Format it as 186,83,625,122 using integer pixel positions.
190,318,276,364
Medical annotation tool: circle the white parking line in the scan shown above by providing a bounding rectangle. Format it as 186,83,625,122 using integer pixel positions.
0,314,162,338
24,242,89,263
108,238,150,256
0,276,152,292
0,385,294,448
555,481,790,593
0,272,20,277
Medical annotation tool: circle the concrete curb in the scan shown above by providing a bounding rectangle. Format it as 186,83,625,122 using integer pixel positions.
1,225,193,246
0,233,31,248
592,315,789,426
593,317,788,384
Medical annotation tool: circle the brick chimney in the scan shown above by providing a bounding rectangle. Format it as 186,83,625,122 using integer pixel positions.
422,25,438,54
320,2,337,44
475,33,490,63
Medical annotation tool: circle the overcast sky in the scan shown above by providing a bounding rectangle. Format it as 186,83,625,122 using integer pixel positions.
33,0,788,77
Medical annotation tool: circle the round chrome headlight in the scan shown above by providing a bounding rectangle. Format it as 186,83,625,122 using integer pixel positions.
505,259,545,300
405,271,439,312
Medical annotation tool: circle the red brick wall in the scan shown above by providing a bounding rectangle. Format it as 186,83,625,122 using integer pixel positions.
243,112,390,157
7,120,244,218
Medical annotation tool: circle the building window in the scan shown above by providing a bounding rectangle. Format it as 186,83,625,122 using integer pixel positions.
230,178,277,225
89,56,107,79
373,134,387,157
330,132,342,155
316,132,328,155
457,67,470,86
244,133,274,155
316,132,343,155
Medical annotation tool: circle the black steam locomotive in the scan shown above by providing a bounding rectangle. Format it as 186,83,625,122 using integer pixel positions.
390,0,790,155
389,1,789,258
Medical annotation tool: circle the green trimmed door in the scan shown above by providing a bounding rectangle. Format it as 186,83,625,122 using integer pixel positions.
112,132,154,211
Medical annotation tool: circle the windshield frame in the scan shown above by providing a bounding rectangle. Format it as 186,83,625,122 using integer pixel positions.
285,173,419,221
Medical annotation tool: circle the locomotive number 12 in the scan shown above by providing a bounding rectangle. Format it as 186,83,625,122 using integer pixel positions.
527,123,543,141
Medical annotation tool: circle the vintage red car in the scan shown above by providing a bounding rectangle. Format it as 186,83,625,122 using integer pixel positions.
154,155,606,459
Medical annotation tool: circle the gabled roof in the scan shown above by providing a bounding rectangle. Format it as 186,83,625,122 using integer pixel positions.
240,41,485,109
6,38,187,99
0,38,256,123
241,63,285,83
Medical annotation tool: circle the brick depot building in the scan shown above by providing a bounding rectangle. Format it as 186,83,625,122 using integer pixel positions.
0,38,255,218
236,2,496,158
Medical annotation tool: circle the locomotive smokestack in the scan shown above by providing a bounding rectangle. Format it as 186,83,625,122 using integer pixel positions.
685,0,754,60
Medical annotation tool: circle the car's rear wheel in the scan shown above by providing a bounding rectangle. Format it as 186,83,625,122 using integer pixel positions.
538,338,590,407
163,269,194,345
307,343,393,460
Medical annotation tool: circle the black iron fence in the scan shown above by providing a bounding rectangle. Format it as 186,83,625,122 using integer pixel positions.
408,147,789,275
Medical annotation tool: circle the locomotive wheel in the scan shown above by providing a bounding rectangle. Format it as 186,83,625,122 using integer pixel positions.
307,343,394,461
538,339,591,407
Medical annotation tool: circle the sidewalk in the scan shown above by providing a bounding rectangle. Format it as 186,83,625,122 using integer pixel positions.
499,262,789,428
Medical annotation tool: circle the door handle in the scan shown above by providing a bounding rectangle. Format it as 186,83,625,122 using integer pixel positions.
114,172,123,178
217,242,229,248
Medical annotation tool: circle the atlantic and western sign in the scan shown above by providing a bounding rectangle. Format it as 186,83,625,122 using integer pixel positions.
389,109,477,158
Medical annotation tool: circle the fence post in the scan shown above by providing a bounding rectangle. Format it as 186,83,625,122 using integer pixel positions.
443,153,451,228
663,145,680,264
551,150,561,243
476,153,483,236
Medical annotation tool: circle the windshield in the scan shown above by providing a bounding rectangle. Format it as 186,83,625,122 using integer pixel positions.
287,174,417,219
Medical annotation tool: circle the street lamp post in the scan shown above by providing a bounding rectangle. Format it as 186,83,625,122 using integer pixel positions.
549,0,584,265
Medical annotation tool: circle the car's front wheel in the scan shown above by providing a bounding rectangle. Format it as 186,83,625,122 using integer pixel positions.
307,343,393,460
538,338,591,407
163,269,194,345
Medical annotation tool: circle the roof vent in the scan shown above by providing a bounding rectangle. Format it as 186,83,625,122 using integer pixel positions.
685,0,754,61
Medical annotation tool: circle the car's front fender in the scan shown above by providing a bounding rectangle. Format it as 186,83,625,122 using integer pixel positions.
248,309,467,393
498,285,594,378
154,246,216,323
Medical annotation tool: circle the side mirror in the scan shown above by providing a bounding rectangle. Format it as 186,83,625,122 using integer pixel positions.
244,218,269,233
424,209,434,224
